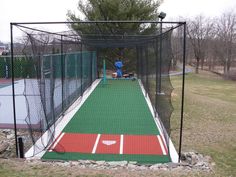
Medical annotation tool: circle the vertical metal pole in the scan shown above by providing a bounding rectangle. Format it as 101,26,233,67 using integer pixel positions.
10,23,18,157
155,38,158,117
136,47,139,79
145,47,149,96
60,35,64,114
18,137,24,158
80,42,83,94
50,55,55,124
140,47,144,83
96,49,99,79
103,59,106,84
76,53,80,97
178,22,186,162
158,20,163,93
75,54,77,81
90,51,93,84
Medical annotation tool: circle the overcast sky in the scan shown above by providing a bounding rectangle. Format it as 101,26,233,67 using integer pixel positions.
1,0,236,43
159,0,236,20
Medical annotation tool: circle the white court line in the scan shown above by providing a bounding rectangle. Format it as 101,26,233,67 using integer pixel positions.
49,133,65,152
25,79,101,159
138,79,179,163
92,134,101,154
157,135,167,155
120,134,124,154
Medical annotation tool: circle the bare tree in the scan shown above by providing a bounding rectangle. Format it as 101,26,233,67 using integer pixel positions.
171,26,183,70
215,11,236,75
187,15,214,73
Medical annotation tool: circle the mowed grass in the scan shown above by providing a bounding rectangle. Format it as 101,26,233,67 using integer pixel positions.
0,158,111,177
0,70,235,177
170,70,236,176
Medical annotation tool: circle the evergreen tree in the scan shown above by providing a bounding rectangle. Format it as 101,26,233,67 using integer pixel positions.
67,0,162,34
67,0,163,73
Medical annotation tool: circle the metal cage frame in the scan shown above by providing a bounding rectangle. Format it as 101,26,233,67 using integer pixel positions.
10,21,186,162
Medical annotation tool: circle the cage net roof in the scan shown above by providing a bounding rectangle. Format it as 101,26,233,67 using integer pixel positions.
14,21,181,49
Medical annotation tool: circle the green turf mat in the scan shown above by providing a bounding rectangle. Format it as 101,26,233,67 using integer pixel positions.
43,152,170,163
63,79,159,135
42,79,168,163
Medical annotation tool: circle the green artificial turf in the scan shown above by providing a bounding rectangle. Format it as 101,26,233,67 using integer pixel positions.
42,79,167,162
63,79,159,135
43,152,170,163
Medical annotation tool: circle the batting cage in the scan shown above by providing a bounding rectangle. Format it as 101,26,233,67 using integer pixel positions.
9,21,186,163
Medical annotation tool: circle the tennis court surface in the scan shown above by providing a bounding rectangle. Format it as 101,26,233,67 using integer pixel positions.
41,79,171,163
0,79,12,88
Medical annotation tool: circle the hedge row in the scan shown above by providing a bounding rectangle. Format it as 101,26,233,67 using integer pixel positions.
0,56,36,78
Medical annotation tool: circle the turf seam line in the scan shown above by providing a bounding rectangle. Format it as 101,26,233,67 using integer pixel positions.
138,79,179,162
157,135,166,155
48,132,62,151
160,134,168,154
92,134,101,154
120,134,123,154
49,133,65,152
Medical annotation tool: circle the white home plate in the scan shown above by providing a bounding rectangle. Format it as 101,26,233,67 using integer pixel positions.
102,140,116,146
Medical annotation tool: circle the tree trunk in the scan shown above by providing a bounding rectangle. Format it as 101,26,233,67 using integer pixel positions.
172,58,177,70
212,58,215,70
201,57,204,70
196,58,200,74
208,58,212,71
224,62,227,75
227,59,231,73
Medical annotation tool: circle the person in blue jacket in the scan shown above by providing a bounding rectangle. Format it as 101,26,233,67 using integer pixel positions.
114,58,123,78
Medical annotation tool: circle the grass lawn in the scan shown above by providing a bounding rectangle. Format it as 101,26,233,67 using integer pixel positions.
0,69,235,177
170,70,236,176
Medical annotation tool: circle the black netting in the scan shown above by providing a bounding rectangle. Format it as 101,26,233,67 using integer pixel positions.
8,28,97,155
9,22,186,160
